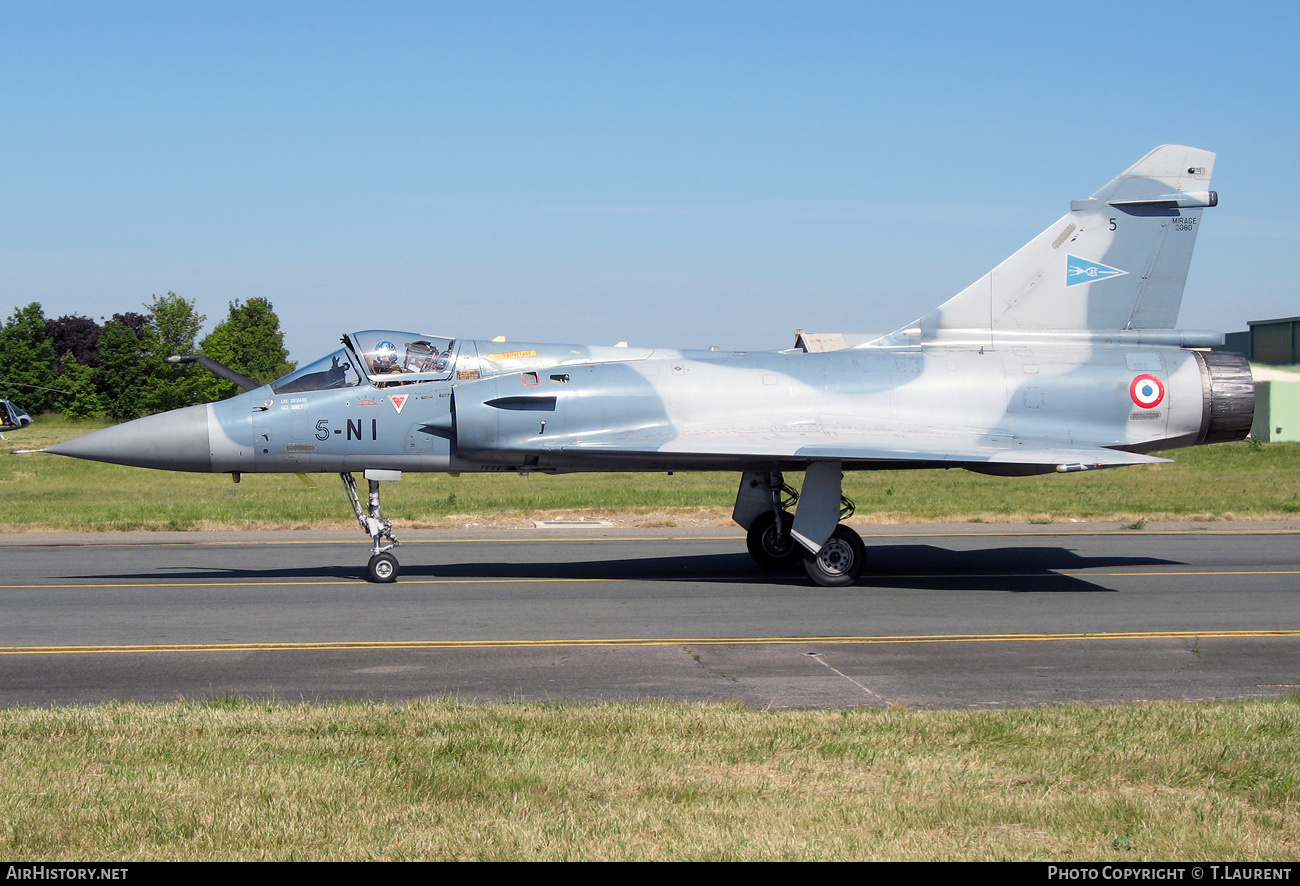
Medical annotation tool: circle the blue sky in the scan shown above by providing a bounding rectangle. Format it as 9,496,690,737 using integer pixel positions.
3,1,1297,364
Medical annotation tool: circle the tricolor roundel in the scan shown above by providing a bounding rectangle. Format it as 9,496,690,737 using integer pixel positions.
1129,374,1165,409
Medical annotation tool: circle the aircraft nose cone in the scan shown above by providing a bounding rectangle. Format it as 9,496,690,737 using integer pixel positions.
47,404,215,472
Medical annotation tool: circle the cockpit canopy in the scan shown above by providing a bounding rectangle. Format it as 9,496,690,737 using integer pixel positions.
268,330,458,395
347,331,456,380
270,350,361,394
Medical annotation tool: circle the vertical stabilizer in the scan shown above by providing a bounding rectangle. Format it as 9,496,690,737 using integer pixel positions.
886,145,1216,343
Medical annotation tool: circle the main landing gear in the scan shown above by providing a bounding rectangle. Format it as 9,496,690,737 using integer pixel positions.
734,465,866,587
744,476,801,569
342,470,402,582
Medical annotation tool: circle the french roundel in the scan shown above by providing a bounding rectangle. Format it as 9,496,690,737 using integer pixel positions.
1130,374,1165,409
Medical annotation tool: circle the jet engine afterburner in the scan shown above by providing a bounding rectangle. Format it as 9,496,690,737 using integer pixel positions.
1194,350,1255,444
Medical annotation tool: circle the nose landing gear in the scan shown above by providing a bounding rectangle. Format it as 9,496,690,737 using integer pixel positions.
342,470,402,582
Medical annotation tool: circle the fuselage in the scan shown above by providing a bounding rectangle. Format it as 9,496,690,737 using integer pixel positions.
50,329,1253,477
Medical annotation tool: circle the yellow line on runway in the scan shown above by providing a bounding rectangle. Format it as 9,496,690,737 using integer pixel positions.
0,577,617,590
3,629,1297,656
10,536,744,548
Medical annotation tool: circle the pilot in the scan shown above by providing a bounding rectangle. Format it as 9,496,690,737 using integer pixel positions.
372,341,402,374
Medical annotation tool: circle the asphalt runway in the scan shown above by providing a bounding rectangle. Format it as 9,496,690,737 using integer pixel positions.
2,523,1298,708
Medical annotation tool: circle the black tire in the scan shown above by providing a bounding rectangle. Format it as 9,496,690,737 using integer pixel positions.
801,525,866,587
367,552,400,583
746,511,801,570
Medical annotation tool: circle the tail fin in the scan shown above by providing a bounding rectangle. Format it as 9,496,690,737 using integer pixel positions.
890,145,1216,342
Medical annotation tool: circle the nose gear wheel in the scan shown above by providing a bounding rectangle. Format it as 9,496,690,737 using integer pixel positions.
367,551,399,583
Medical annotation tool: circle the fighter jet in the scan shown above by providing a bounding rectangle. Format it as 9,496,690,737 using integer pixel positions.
44,145,1254,585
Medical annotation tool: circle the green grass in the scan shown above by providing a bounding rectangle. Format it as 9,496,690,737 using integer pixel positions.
1,696,1296,860
4,415,1299,530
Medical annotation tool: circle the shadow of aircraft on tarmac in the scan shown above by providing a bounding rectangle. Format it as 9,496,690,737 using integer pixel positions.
71,543,1177,594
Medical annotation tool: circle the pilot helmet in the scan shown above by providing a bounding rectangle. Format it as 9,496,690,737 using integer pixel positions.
373,340,399,370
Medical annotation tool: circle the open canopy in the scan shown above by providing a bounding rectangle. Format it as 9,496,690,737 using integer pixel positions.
269,330,459,394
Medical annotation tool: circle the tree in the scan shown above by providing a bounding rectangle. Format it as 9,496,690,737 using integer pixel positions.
57,353,103,419
139,293,206,414
198,298,295,401
95,313,153,422
88,296,211,420
0,303,57,414
46,314,102,371
107,311,150,337
145,293,204,358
